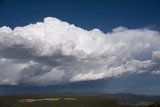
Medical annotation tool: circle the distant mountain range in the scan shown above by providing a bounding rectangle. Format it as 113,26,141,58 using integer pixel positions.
104,93,160,103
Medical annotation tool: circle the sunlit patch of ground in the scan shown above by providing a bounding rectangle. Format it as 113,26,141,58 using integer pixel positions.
64,98,76,100
19,97,76,103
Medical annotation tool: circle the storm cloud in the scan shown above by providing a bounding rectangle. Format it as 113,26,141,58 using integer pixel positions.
0,17,160,85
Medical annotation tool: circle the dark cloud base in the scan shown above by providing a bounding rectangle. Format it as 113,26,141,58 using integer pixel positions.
0,73,160,95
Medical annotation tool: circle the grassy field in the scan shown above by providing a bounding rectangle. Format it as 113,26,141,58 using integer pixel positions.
0,94,159,107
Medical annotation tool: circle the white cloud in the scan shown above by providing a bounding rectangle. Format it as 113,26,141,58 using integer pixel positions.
0,17,160,85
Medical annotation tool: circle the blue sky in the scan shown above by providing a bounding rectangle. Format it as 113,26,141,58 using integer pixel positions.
0,0,160,32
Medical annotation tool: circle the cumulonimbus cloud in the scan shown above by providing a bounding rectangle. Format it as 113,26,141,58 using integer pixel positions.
0,17,160,85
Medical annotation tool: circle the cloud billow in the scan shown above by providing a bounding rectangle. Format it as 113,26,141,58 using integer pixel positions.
0,17,160,85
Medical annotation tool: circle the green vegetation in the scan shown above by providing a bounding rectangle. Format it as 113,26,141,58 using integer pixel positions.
0,95,159,107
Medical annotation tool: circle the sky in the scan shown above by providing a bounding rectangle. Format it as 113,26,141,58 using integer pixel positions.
0,0,160,32
0,0,160,95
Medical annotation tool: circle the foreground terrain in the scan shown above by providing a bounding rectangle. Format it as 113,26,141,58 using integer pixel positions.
0,94,159,107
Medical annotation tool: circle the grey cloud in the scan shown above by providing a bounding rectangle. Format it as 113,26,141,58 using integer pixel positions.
0,17,160,85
